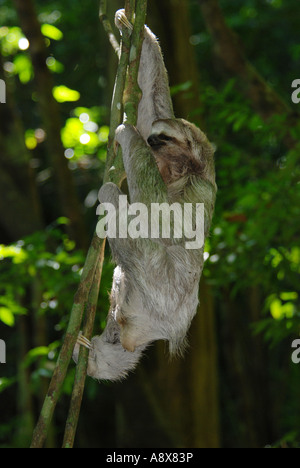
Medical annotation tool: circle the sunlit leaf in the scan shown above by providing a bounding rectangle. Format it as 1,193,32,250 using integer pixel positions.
25,129,37,150
56,217,70,226
41,24,63,41
61,115,102,157
270,298,295,320
0,26,9,39
0,307,15,326
0,27,24,55
61,118,83,146
46,56,64,73
0,377,16,394
98,125,109,143
280,292,298,301
0,245,28,262
0,296,27,316
13,54,33,83
53,86,80,103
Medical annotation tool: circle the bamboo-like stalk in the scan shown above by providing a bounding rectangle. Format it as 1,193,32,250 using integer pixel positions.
99,0,120,55
61,0,148,448
62,242,105,448
30,234,102,448
30,0,148,448
124,0,147,126
62,0,147,448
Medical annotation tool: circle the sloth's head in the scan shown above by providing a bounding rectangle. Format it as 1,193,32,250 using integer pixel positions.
147,119,216,188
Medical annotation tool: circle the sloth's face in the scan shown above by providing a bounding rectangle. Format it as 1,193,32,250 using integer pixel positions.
147,119,216,187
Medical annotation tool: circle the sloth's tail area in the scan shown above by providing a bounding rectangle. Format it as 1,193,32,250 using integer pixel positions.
73,322,147,382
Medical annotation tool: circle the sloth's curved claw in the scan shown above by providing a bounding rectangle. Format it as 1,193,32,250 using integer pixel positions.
115,9,133,31
77,334,93,350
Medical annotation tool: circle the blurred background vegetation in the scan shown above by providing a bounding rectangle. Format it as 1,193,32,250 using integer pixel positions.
0,0,300,448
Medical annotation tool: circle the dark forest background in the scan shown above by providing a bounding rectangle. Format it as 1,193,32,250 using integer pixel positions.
0,0,300,448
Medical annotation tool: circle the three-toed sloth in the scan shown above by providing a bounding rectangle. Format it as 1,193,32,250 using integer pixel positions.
74,10,217,381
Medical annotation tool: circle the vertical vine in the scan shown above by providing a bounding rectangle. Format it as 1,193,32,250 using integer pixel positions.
30,0,148,448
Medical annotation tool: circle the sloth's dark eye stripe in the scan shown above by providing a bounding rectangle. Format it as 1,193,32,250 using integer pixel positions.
159,134,173,141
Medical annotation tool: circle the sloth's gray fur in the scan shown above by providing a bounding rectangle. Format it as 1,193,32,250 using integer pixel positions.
73,10,217,381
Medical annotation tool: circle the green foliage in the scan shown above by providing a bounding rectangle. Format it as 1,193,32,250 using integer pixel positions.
61,106,109,162
0,220,114,448
0,221,84,329
0,26,26,55
0,377,16,394
53,85,80,103
41,24,63,41
218,0,300,101
201,80,300,327
13,54,33,83
193,34,300,441
0,0,299,448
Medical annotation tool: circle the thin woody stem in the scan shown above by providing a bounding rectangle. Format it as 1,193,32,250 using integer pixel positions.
63,0,147,448
124,0,147,126
62,241,105,448
99,0,120,54
30,234,102,448
103,0,134,185
30,0,148,449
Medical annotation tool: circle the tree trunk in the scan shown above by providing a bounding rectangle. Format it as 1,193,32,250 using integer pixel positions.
149,0,202,124
12,0,88,249
0,53,43,240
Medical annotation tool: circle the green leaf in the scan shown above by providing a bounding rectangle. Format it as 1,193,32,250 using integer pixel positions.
280,292,298,301
98,125,109,143
0,296,27,316
25,129,37,150
56,217,70,226
13,54,34,83
23,346,50,368
46,57,64,73
170,81,192,96
0,244,28,262
0,307,15,326
0,27,24,55
270,298,295,320
0,377,16,394
53,86,80,103
41,24,63,41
